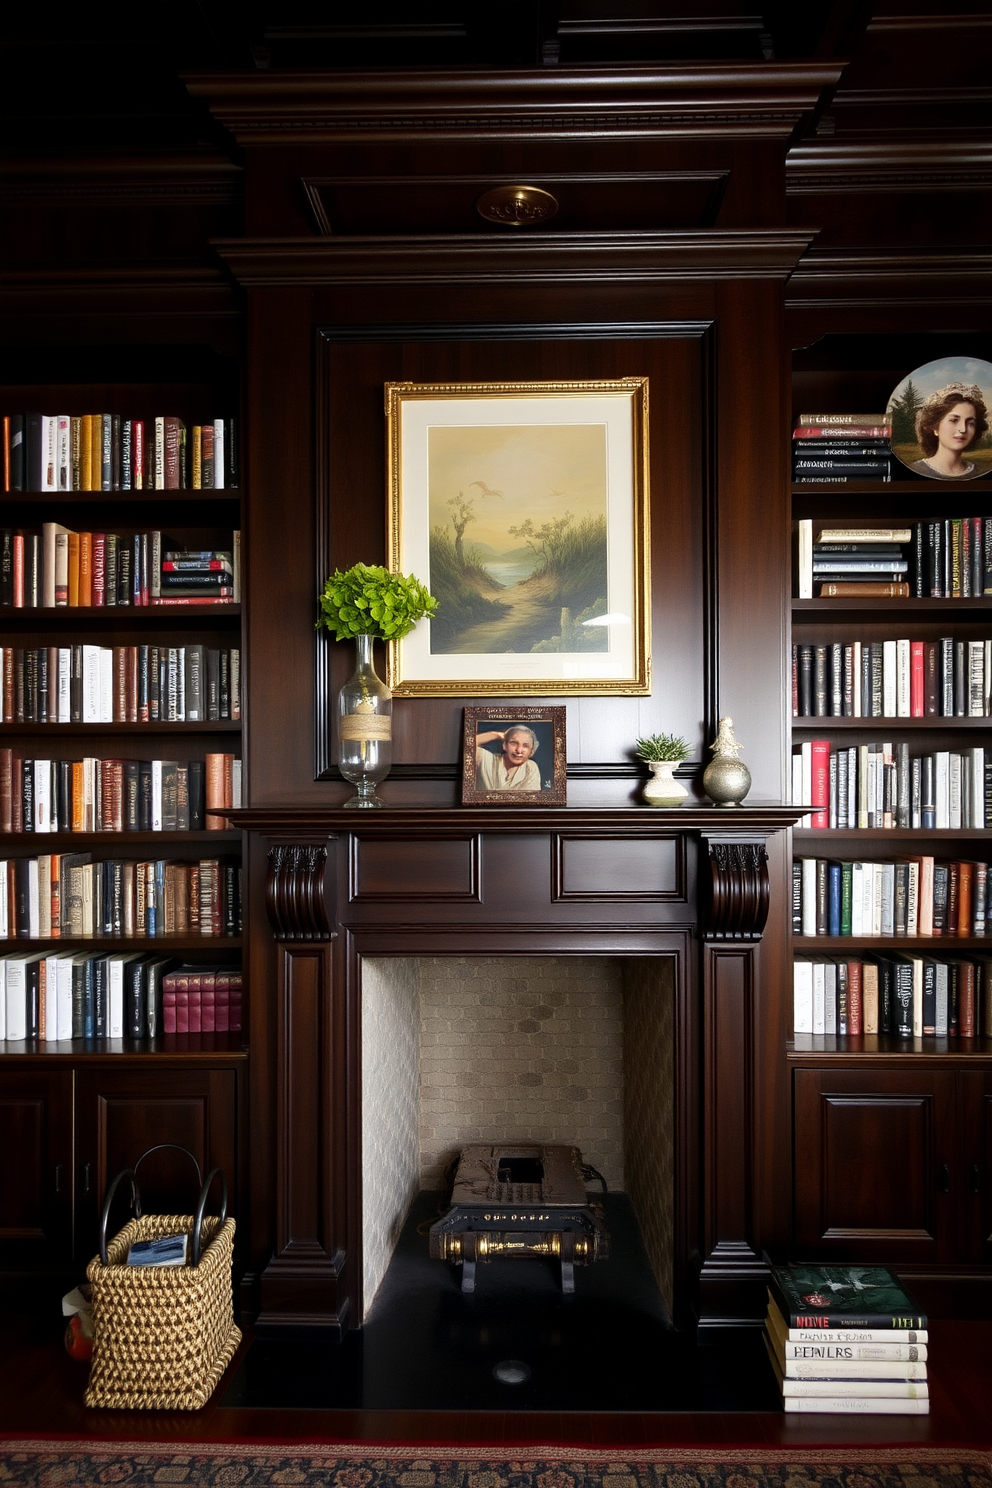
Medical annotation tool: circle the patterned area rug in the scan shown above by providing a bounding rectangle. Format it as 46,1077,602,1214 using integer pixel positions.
0,1443,990,1488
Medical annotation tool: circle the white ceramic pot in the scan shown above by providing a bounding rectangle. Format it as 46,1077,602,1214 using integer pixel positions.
642,759,688,806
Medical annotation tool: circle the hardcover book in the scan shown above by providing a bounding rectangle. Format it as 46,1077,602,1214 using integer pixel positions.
767,1261,927,1329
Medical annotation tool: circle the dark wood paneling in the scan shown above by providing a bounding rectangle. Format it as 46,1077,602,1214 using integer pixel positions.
0,1069,73,1265
793,1067,958,1263
351,835,480,901
554,832,684,900
74,1066,240,1262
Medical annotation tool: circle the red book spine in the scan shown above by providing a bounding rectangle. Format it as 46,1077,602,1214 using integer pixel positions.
810,740,831,829
910,640,924,718
161,985,177,1035
959,961,976,1037
187,971,202,1033
214,969,230,1032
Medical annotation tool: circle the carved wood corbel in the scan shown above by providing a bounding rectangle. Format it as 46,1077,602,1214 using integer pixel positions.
700,836,770,940
265,843,334,941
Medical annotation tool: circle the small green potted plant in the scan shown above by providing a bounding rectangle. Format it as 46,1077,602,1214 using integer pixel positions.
635,731,690,806
317,563,438,807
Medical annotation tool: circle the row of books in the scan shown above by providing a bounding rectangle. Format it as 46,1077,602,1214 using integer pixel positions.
2,644,242,725
793,950,992,1037
796,520,992,598
1,527,240,608
0,853,241,941
0,751,239,835
793,739,988,830
793,414,893,485
0,951,241,1042
795,856,990,939
792,637,992,719
2,413,238,492
764,1261,928,1414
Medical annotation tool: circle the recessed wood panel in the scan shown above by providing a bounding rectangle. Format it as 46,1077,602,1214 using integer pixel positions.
554,832,684,900
793,1068,956,1262
305,174,728,236
351,835,480,900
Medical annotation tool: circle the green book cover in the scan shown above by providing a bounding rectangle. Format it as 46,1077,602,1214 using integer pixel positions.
768,1262,927,1329
840,862,853,936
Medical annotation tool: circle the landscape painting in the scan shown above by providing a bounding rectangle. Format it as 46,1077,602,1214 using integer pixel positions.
385,380,650,696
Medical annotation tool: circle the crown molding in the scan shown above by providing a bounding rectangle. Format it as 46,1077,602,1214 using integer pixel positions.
186,63,843,144
214,229,816,287
787,138,992,193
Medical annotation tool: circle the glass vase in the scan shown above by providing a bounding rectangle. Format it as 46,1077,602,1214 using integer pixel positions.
338,633,392,808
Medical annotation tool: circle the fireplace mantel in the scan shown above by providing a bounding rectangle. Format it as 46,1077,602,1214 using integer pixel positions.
232,803,800,1331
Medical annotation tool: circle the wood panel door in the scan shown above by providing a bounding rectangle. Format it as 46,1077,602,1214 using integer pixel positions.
73,1067,239,1261
793,1066,959,1264
0,1067,74,1267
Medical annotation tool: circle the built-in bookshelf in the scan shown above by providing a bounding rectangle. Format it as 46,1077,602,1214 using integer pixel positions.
790,333,992,1057
1,353,244,1061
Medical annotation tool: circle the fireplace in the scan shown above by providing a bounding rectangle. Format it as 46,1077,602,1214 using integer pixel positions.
237,803,796,1330
360,954,675,1318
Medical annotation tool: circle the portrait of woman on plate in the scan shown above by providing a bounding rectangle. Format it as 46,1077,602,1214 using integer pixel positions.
908,382,989,481
475,723,542,792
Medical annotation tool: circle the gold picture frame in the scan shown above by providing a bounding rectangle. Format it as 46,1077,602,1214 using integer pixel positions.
385,379,650,696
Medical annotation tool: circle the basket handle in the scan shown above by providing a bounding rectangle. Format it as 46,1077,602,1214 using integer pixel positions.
98,1168,139,1266
132,1143,203,1215
190,1167,228,1266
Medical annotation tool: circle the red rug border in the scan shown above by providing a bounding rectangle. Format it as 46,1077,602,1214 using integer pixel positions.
1,1440,991,1468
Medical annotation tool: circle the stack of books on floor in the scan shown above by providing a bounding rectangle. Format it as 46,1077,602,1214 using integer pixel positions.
764,1261,929,1414
796,522,912,599
793,413,893,485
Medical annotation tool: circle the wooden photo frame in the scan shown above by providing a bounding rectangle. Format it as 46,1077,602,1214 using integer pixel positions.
385,379,650,697
461,705,567,806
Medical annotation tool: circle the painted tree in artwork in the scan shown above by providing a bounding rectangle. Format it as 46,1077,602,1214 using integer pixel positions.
889,378,922,448
447,494,476,569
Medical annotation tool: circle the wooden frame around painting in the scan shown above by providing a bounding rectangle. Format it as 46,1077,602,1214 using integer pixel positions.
385,378,650,697
461,705,567,806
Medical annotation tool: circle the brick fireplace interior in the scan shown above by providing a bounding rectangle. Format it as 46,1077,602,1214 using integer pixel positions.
360,955,676,1320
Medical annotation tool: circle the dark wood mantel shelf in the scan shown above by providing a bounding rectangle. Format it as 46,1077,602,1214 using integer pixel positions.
228,802,801,833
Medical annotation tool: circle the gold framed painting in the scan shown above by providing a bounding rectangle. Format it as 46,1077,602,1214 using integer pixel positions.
385,378,650,696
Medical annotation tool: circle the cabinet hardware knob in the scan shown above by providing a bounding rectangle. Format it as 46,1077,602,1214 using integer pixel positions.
972,1164,981,1196
939,1162,950,1194
54,1164,62,1194
82,1163,91,1196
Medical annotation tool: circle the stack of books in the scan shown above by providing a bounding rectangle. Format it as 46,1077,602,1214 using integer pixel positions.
764,1261,929,1414
792,413,892,485
796,523,912,599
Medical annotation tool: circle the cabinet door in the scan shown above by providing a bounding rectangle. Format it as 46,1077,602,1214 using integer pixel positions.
793,1067,958,1264
74,1067,238,1262
958,1069,992,1266
0,1067,74,1266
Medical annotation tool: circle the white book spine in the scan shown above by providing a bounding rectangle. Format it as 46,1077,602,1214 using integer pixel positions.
6,959,27,1040
783,1396,928,1414
58,648,71,722
812,960,825,1034
896,637,911,717
213,418,225,489
793,959,813,1034
57,954,73,1040
882,639,897,716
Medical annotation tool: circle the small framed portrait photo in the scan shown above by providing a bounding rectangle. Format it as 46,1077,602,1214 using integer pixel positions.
462,705,567,806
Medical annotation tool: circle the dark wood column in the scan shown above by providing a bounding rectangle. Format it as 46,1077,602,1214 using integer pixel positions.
255,840,352,1329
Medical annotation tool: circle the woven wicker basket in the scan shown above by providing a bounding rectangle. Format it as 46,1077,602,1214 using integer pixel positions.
84,1153,241,1411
